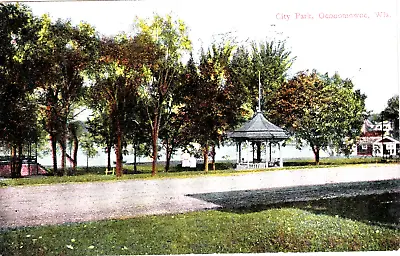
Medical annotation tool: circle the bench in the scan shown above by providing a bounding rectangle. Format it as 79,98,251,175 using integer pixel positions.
105,168,115,175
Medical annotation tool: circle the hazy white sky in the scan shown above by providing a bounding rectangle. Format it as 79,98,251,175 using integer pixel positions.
20,0,400,113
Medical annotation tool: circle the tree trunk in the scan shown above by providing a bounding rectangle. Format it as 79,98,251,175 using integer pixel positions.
152,133,158,176
16,144,23,178
86,154,89,171
27,143,31,176
50,135,58,176
59,139,66,175
107,144,112,172
165,140,173,172
133,142,137,172
211,144,216,171
151,115,159,176
203,144,209,172
166,145,174,172
72,134,78,172
312,146,320,165
10,146,16,178
115,125,123,177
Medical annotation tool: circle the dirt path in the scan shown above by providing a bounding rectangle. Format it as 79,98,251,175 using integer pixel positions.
0,164,399,228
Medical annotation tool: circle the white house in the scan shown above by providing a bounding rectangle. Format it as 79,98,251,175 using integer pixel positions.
372,136,400,157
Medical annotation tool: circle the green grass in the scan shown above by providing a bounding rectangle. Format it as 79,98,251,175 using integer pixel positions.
1,160,398,187
0,207,398,255
0,156,398,187
285,156,399,166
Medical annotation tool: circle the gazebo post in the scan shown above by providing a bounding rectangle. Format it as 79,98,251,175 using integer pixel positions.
239,141,243,165
265,140,268,168
252,142,255,163
236,142,239,165
269,141,272,162
246,140,250,168
279,141,283,167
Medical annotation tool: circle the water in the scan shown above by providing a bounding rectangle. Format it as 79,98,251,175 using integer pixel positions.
37,143,355,167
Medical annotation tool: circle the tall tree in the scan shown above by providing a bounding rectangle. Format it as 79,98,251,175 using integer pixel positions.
269,70,367,164
0,3,42,177
133,14,192,176
158,64,192,172
182,43,249,172
230,40,295,113
88,33,162,177
34,16,99,176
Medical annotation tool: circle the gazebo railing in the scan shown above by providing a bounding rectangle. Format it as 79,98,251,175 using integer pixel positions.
236,160,282,170
236,163,267,170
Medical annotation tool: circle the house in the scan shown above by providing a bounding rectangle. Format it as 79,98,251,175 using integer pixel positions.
362,119,394,136
372,136,400,157
357,119,399,157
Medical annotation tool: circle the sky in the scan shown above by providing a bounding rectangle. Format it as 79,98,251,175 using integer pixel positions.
10,0,400,113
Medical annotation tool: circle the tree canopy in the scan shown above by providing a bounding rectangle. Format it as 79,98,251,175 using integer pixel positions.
269,70,366,164
1,3,374,177
382,95,399,139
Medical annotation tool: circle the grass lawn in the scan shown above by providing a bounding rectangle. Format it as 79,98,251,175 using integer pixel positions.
0,206,399,255
0,158,398,187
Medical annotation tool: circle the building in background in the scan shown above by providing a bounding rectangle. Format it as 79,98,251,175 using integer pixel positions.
357,119,399,157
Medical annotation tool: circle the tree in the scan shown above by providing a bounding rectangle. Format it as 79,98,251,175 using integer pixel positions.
86,111,114,172
124,100,152,172
382,95,399,139
230,40,295,113
34,16,99,176
66,119,85,173
0,3,42,177
133,14,192,176
80,131,98,171
88,33,162,177
182,43,249,172
269,70,366,164
158,64,192,172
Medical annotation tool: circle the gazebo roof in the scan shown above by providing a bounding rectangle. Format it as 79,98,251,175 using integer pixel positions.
228,111,289,141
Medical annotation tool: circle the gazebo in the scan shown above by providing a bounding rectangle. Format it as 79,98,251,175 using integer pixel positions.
227,72,289,169
228,109,289,170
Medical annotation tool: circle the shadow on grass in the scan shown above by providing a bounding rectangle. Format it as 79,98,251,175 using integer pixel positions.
187,179,400,229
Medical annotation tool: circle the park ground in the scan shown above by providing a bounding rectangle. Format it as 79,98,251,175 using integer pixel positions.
0,164,399,254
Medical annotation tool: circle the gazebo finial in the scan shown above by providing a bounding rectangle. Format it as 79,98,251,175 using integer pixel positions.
258,70,262,113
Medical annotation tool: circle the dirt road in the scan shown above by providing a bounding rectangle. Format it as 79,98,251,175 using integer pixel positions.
0,164,399,228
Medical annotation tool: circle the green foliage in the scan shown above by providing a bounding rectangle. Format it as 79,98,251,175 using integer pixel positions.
80,132,99,159
33,15,100,175
181,42,250,171
0,3,34,134
382,95,399,139
133,14,192,175
230,40,295,113
87,32,163,176
0,206,398,255
0,3,44,177
269,70,367,164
